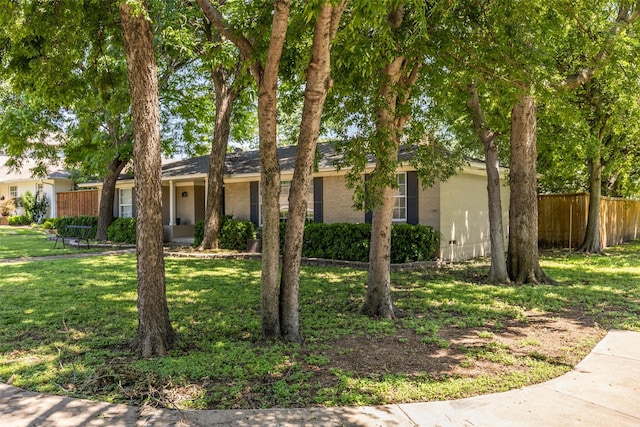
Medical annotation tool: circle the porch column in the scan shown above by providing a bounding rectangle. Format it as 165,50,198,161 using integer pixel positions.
169,180,176,225
204,176,208,207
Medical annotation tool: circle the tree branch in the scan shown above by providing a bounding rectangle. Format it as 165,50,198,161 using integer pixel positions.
195,0,254,61
562,2,640,90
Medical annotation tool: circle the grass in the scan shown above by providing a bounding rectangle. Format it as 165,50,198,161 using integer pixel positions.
0,226,639,409
0,226,106,258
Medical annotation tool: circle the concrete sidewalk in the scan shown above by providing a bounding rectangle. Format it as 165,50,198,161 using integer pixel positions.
0,329,638,426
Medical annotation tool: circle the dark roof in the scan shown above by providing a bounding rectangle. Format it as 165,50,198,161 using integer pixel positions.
160,142,417,178
161,155,209,178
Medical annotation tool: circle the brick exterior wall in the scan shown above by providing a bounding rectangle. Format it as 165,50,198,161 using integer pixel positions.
224,181,251,221
321,175,364,224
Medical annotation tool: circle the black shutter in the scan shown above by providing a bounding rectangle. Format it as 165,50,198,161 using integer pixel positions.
113,190,119,218
364,174,372,224
250,181,259,225
131,188,137,218
406,171,418,225
313,177,323,223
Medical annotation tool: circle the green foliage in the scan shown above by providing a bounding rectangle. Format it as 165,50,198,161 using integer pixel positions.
54,216,98,239
20,190,49,223
193,219,205,247
390,224,441,263
219,218,258,251
194,216,258,250
2,240,640,409
107,218,136,244
300,223,439,263
8,215,30,225
302,223,371,261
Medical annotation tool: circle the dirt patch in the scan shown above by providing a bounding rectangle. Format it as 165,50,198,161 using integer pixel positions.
306,310,603,381
191,308,605,410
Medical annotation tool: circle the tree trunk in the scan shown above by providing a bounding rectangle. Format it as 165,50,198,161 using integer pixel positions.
507,96,550,285
466,81,509,284
199,70,238,250
485,145,510,284
256,0,290,341
363,179,397,318
578,156,603,253
120,1,174,358
362,56,404,319
361,6,419,317
95,157,127,241
280,3,344,343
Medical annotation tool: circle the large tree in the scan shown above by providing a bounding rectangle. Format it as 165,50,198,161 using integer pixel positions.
279,1,347,342
507,95,549,283
441,0,565,284
197,0,291,339
327,1,460,317
0,1,212,240
120,0,174,357
466,81,509,284
196,17,251,251
199,0,347,341
563,2,640,253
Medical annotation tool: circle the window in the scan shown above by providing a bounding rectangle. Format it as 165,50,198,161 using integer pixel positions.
278,180,315,222
9,186,17,199
119,188,133,218
259,180,314,225
279,181,291,221
36,183,43,196
393,173,407,222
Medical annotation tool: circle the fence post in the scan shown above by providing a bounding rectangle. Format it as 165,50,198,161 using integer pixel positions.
569,202,572,251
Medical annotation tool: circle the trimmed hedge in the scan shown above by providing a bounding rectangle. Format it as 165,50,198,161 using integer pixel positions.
53,216,99,239
194,219,440,263
301,223,371,261
107,218,136,244
299,222,440,263
194,216,258,251
389,223,441,263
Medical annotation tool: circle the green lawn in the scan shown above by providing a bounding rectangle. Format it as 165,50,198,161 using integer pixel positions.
0,226,105,258
0,229,639,409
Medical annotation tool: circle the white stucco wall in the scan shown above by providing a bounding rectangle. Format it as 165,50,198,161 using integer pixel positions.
438,169,509,262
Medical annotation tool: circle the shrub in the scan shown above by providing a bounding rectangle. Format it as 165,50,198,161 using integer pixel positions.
295,222,440,263
0,198,16,217
193,215,234,247
219,218,258,251
194,220,205,247
107,218,136,244
390,224,440,263
54,216,99,239
41,220,55,230
21,191,48,223
301,223,371,262
8,215,30,226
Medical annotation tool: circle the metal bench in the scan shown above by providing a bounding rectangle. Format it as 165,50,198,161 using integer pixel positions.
54,225,92,249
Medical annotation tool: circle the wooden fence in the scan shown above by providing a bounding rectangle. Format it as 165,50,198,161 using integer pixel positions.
538,193,640,249
56,190,99,217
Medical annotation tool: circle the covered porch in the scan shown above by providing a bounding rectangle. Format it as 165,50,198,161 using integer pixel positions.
161,177,206,243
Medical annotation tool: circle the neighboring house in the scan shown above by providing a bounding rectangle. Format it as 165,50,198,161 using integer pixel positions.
80,143,509,262
0,156,75,219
